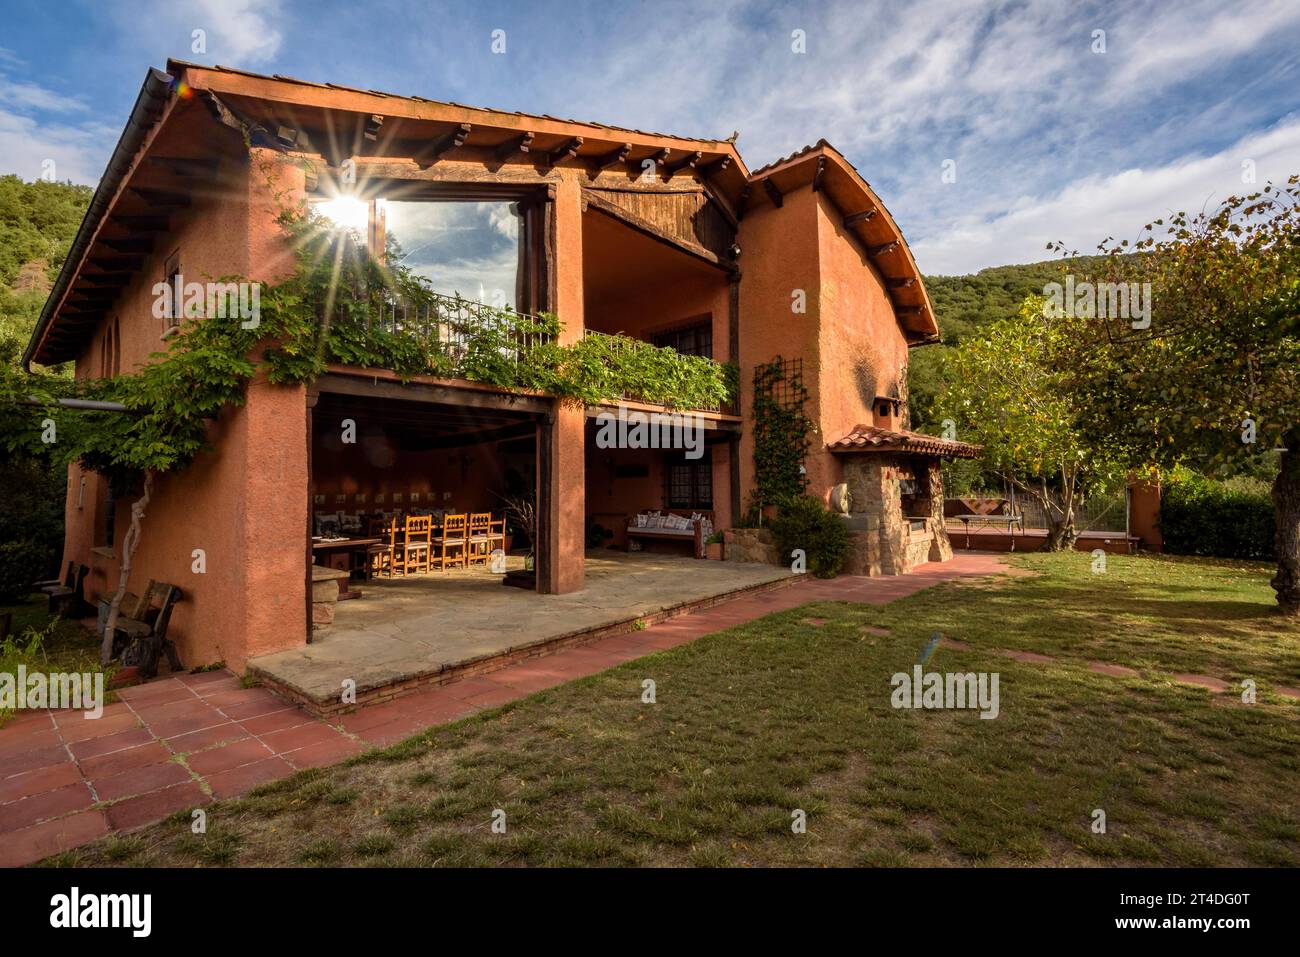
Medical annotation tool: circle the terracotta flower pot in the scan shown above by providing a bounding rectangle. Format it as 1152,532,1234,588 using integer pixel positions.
706,542,724,560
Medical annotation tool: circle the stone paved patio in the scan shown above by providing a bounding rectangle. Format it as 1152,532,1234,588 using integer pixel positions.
248,552,797,706
1,552,1022,865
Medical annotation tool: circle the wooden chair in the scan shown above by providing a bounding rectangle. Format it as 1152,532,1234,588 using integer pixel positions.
466,512,492,566
489,514,507,553
112,580,183,679
360,519,394,579
36,562,89,616
404,515,432,574
431,513,467,570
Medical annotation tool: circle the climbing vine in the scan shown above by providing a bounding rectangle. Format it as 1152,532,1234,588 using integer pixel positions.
750,356,811,512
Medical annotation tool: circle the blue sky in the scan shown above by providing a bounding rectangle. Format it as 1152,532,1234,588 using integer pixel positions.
2,0,1298,273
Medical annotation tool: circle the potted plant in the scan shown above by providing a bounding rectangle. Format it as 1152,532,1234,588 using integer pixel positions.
705,530,725,560
495,492,537,589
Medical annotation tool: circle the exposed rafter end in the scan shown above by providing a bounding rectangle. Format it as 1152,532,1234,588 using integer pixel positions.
414,122,471,169
589,143,632,179
868,240,900,257
495,131,535,162
761,177,783,208
843,208,877,228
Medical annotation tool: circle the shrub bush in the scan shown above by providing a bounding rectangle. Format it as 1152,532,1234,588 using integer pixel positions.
0,538,49,603
770,495,850,578
1160,473,1274,560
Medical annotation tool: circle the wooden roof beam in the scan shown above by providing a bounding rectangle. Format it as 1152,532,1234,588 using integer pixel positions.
662,150,702,178
495,131,534,162
844,208,877,228
702,156,731,178
868,240,900,257
414,122,471,169
100,238,153,254
811,155,827,192
128,187,189,209
761,177,783,208
888,277,916,290
108,214,169,232
589,143,632,178
541,136,583,170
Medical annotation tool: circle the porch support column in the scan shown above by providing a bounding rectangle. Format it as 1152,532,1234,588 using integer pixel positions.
539,174,586,594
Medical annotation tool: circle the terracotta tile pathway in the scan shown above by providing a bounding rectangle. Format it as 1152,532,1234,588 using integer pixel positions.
3,551,1289,865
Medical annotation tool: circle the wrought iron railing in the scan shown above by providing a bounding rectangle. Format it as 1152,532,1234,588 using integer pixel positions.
372,291,554,372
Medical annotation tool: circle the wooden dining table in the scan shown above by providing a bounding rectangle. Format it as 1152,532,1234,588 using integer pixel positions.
311,536,382,598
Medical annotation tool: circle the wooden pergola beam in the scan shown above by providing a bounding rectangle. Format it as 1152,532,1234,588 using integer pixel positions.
415,122,471,169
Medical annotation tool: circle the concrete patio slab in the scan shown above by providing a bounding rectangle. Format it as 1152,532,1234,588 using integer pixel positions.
247,551,797,709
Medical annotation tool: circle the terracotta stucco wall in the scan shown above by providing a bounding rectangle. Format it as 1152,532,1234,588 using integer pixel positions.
810,188,911,503
61,149,308,672
735,187,822,513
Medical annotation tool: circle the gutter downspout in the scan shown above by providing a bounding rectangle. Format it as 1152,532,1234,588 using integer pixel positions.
21,67,174,373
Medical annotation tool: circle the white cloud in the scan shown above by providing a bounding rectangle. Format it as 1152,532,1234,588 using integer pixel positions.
0,107,117,185
109,0,285,67
911,115,1300,275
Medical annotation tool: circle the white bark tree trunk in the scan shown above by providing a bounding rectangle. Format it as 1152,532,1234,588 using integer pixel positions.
99,470,155,667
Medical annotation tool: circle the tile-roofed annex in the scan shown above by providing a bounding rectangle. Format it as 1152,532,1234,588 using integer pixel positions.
827,423,981,459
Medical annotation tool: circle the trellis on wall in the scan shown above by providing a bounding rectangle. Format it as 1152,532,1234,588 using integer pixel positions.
751,356,812,512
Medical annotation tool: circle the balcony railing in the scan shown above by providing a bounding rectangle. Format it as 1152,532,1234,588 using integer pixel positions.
335,289,736,412
372,291,554,374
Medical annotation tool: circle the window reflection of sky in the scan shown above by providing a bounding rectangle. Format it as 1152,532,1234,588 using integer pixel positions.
384,201,520,308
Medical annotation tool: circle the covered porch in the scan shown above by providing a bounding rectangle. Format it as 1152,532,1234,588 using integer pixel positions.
249,551,796,714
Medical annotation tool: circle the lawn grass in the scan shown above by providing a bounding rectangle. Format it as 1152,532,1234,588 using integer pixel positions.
2,593,108,727
50,552,1300,868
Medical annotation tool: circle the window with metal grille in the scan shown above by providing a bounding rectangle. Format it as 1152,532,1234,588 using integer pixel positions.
665,451,713,509
653,321,712,359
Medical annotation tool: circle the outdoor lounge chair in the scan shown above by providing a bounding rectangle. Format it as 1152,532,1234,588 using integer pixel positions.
111,580,184,679
35,562,90,616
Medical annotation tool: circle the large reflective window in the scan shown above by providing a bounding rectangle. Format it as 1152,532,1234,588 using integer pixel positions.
381,200,521,308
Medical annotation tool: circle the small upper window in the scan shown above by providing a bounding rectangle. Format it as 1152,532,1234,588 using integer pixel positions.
163,250,181,331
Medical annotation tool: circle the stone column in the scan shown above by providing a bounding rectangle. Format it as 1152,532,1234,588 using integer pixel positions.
841,456,908,575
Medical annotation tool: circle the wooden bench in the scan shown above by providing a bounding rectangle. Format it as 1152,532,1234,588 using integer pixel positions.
626,518,706,559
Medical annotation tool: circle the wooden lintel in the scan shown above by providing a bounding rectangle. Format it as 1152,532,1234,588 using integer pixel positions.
590,143,632,178
495,131,535,162
762,177,783,208
812,155,827,192
844,208,877,228
415,122,471,169
868,240,900,257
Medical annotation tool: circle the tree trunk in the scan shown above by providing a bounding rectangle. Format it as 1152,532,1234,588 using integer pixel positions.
99,471,155,666
1045,507,1079,551
1271,426,1300,616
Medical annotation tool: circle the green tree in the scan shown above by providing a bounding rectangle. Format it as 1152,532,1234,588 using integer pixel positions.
937,297,1125,550
1076,176,1300,614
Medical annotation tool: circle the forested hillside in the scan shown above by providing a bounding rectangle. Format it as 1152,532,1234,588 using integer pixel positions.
909,257,1106,430
0,175,92,367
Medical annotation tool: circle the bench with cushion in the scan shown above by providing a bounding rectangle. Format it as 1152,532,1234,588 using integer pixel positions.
626,510,713,559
